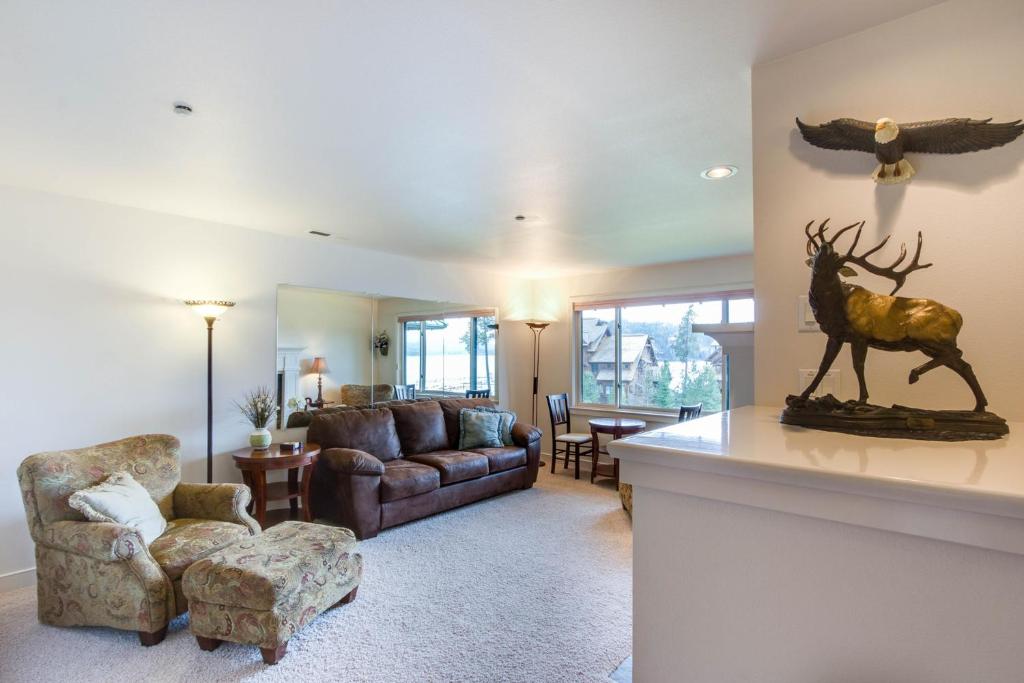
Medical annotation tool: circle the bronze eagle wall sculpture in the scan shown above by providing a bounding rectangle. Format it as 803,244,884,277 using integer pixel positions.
796,116,1023,184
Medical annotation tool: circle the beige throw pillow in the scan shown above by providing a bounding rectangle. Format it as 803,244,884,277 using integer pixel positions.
68,471,167,545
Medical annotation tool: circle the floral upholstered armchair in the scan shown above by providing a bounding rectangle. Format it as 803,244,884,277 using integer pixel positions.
17,434,260,645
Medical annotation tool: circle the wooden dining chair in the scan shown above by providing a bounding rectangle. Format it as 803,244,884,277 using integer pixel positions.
465,389,491,398
546,393,594,480
678,403,703,422
394,384,416,400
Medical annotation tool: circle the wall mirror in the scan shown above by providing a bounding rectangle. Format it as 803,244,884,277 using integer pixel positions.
276,286,498,428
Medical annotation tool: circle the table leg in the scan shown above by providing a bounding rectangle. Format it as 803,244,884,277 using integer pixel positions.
250,470,267,529
590,429,599,483
300,461,315,523
287,467,299,519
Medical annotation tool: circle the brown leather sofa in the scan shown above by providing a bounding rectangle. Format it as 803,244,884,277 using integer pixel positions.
308,398,542,538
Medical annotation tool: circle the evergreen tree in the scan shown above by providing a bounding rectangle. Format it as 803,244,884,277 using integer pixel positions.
460,318,494,390
581,367,599,403
652,362,675,408
681,364,722,412
672,306,698,391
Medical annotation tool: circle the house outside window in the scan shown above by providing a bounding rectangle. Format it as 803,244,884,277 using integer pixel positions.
575,291,753,414
401,310,497,397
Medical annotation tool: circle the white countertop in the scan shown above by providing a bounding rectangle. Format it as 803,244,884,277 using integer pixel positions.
609,405,1024,522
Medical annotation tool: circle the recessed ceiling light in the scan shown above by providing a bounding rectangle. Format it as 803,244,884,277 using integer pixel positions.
308,230,331,237
173,102,193,116
701,165,737,180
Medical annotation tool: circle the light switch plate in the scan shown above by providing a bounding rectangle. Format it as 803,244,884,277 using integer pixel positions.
797,295,819,333
798,369,839,398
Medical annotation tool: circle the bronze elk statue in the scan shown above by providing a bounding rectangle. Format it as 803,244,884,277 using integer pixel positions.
800,219,988,412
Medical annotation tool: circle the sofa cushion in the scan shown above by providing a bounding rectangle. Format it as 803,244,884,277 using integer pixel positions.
406,450,490,485
380,460,441,502
472,406,517,445
389,402,449,455
438,398,497,448
307,408,403,462
458,409,504,449
149,518,251,581
467,446,527,474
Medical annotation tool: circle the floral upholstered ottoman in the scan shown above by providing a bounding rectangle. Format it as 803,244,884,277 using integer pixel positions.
181,520,362,664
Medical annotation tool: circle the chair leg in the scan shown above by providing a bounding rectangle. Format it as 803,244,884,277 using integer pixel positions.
563,445,569,469
138,626,168,646
573,443,581,480
550,440,557,474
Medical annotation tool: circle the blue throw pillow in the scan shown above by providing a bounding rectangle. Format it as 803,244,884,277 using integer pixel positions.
473,406,517,446
458,408,504,449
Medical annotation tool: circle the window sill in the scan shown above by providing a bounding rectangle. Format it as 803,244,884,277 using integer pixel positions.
569,405,683,426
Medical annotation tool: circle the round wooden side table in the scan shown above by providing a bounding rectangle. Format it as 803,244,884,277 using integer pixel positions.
588,418,646,515
230,443,320,529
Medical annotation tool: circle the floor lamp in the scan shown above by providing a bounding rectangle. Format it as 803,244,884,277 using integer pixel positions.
525,321,550,426
185,300,235,483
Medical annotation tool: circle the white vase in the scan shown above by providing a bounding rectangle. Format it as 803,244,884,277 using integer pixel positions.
249,428,272,449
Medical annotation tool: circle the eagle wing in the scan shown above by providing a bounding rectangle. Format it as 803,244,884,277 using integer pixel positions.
900,118,1024,154
795,118,876,152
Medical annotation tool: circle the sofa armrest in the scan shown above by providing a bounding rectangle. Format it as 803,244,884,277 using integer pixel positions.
511,422,543,487
42,520,150,562
310,449,384,539
173,483,260,535
511,422,543,447
319,448,386,476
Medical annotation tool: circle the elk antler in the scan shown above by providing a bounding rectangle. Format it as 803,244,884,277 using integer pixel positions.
806,219,864,256
840,226,933,295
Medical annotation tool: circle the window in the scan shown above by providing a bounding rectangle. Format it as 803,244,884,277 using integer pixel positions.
401,311,497,397
575,292,753,414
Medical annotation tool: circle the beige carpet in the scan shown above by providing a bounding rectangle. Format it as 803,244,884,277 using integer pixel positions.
0,469,632,682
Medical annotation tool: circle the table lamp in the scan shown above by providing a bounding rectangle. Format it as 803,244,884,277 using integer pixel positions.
309,356,330,408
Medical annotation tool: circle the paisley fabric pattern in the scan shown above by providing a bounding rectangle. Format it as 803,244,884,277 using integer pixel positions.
17,434,260,635
619,482,633,517
35,536,174,631
173,483,260,535
19,434,181,534
184,521,362,649
149,519,252,581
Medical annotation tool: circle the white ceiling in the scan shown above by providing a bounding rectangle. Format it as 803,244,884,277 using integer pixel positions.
0,1,942,276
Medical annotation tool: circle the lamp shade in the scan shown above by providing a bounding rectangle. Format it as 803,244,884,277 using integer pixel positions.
185,300,235,319
310,356,330,374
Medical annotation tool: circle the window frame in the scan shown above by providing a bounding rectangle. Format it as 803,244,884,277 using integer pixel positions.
399,309,498,398
571,289,753,414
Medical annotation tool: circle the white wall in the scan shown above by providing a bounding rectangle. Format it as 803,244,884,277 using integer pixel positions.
753,0,1024,418
276,286,373,404
0,185,523,586
516,255,754,433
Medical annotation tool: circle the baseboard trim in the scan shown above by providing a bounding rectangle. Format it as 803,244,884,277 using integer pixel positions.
0,566,36,593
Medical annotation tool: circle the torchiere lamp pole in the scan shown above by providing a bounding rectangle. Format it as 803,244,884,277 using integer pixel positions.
525,321,549,426
185,300,235,483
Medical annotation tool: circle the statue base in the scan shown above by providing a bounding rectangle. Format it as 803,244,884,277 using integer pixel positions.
782,394,1009,441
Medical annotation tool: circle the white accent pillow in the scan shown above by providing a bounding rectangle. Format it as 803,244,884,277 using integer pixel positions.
68,471,167,545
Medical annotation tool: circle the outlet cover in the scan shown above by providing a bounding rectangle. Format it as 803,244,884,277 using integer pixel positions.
798,368,839,398
797,295,819,333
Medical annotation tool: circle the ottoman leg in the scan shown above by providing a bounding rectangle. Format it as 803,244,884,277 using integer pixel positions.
261,642,288,665
339,586,358,605
138,626,167,646
196,635,222,652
